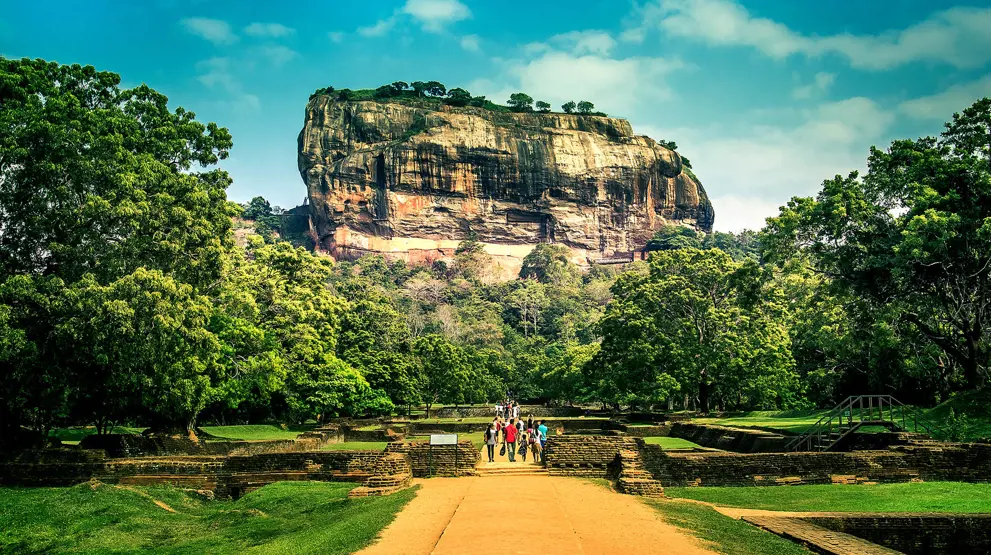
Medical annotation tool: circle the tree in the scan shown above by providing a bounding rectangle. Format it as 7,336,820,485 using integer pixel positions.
592,249,799,412
762,98,991,391
562,101,577,114
0,57,236,289
390,81,409,93
424,81,446,97
507,92,534,112
410,81,427,97
508,279,549,337
645,225,702,251
519,243,580,286
445,88,472,107
535,100,551,113
337,88,354,100
413,334,473,414
469,95,487,107
242,196,273,220
577,101,595,114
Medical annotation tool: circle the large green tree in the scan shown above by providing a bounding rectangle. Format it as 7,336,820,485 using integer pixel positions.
763,98,991,391
0,57,237,288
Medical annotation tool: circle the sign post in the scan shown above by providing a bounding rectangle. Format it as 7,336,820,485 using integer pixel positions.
429,434,459,477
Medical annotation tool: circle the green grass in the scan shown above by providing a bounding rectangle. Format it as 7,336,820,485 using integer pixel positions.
50,426,147,444
648,500,809,555
643,437,701,449
321,442,387,451
665,482,991,513
925,389,991,441
198,425,304,441
0,481,416,554
691,410,829,433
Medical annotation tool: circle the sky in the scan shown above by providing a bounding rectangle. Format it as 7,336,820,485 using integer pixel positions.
3,0,991,232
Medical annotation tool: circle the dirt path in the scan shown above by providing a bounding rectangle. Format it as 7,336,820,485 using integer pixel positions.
357,475,716,555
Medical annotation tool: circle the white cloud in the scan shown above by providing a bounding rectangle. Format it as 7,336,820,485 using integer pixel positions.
357,18,396,38
194,57,260,111
328,31,345,43
899,75,991,119
257,45,298,67
792,71,835,99
180,17,238,45
642,0,991,70
550,30,617,56
402,0,471,32
638,97,896,231
244,22,295,38
472,51,685,116
460,34,481,52
707,195,785,232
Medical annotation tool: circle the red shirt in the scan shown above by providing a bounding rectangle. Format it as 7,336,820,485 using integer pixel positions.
505,425,518,443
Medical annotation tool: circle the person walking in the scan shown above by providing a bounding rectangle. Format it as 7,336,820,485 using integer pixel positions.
505,418,518,462
529,426,542,463
538,420,549,449
512,403,520,421
526,414,534,432
483,423,498,463
519,429,529,461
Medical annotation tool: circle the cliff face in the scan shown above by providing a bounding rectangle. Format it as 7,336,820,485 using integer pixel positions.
297,97,714,274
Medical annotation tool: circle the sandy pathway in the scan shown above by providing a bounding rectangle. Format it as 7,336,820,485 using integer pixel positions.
357,475,715,555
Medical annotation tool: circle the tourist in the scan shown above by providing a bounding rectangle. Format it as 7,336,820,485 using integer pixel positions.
538,420,549,449
483,423,498,463
519,430,529,461
495,417,503,444
512,403,520,420
526,414,534,431
505,418,518,462
516,418,524,435
530,427,542,463
496,403,503,418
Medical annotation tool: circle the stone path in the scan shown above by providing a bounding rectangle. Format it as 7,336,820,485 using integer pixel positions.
742,516,901,555
357,475,716,555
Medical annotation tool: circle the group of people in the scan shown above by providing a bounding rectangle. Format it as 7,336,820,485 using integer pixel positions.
495,400,520,420
483,413,549,464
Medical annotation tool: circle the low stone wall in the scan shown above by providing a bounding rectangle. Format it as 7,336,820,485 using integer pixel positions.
620,424,672,438
385,440,479,477
668,422,790,452
0,449,411,498
77,433,328,458
803,514,991,555
408,418,610,436
642,443,991,487
433,406,584,419
542,435,641,477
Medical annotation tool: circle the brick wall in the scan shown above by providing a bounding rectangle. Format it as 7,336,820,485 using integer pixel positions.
641,443,991,487
433,406,584,418
621,424,672,438
542,435,641,477
385,440,479,477
668,423,790,453
803,514,991,555
0,449,108,486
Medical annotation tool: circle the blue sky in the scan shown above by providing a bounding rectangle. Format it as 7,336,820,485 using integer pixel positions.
3,0,991,231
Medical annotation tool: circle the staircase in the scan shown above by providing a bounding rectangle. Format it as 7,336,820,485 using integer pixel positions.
475,462,549,477
785,395,937,452
615,449,665,497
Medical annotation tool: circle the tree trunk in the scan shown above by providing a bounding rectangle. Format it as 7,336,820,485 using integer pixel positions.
699,379,710,414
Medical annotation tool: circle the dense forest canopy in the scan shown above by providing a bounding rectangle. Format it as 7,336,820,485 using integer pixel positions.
2,56,990,447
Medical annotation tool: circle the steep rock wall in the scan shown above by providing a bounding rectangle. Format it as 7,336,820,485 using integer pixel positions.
297,97,714,274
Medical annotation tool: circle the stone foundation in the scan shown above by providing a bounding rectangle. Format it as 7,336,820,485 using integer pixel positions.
385,440,479,477
542,435,640,477
641,443,991,487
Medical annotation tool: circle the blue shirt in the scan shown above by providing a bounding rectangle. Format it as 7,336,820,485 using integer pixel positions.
537,424,548,440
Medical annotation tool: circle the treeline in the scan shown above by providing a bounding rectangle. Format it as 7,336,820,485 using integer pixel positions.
3,56,989,447
310,81,606,116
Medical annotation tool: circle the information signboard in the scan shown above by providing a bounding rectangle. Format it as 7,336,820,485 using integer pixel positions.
429,434,458,445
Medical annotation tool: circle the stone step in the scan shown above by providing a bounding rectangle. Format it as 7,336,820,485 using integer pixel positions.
476,466,549,476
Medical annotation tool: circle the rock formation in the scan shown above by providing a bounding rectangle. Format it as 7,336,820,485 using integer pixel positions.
297,96,714,276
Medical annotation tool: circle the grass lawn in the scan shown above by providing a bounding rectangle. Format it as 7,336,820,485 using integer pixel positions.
198,425,304,442
665,482,991,513
321,442,387,451
925,389,991,441
51,426,147,445
643,437,701,449
0,481,416,554
648,500,809,555
690,410,828,434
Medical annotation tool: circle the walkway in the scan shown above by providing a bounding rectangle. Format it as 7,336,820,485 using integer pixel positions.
357,474,716,555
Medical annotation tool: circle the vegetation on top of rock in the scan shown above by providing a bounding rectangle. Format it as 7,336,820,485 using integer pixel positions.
309,81,608,116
